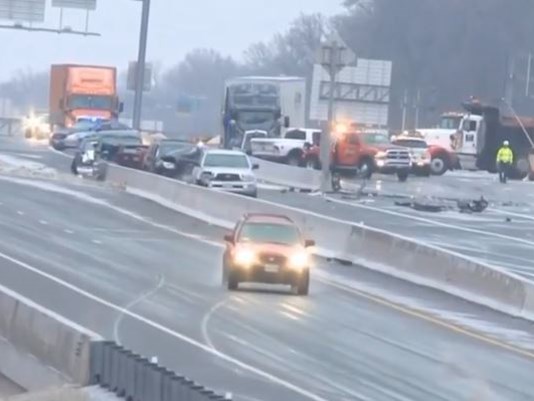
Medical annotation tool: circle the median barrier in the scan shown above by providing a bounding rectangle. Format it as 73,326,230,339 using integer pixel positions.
103,163,534,322
251,157,320,191
0,284,100,390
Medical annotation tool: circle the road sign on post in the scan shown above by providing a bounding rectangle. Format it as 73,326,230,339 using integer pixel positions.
316,32,356,193
0,0,46,22
127,61,152,92
51,0,97,10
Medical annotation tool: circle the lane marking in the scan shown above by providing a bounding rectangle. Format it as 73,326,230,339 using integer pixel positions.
39,220,48,225
64,229,74,234
280,311,300,321
16,211,24,216
91,239,102,245
315,275,534,359
0,250,331,401
3,172,533,362
491,208,534,222
113,274,165,345
324,196,534,247
201,298,231,350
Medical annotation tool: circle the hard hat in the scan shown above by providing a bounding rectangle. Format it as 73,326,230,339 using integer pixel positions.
503,140,510,146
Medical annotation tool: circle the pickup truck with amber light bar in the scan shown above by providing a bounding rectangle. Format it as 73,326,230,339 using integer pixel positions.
222,213,315,295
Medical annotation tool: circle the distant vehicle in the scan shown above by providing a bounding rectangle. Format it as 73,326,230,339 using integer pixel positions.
192,149,259,197
301,126,412,182
143,139,192,174
71,130,142,176
222,213,315,295
251,128,322,166
49,64,123,132
50,119,130,150
23,113,51,140
222,77,295,149
391,135,432,176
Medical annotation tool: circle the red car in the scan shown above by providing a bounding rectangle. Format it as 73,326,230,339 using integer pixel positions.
223,214,315,295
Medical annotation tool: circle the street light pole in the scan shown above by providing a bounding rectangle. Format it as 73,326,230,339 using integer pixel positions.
132,0,151,130
319,42,338,193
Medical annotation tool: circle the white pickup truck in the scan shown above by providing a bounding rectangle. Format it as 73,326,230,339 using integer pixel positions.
250,128,321,166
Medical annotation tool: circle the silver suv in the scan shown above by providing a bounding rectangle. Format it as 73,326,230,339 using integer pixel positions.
193,149,259,197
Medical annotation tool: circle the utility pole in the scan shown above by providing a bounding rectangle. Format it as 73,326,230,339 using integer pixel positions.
401,89,408,131
414,88,421,129
132,0,151,130
526,53,532,97
316,34,356,193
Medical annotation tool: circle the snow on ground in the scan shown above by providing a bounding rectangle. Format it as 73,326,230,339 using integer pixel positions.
0,154,58,179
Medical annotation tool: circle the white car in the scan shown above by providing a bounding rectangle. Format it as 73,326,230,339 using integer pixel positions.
193,149,259,197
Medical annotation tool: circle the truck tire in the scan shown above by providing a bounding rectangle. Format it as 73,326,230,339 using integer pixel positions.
227,271,239,291
295,270,310,296
397,170,409,182
287,150,303,167
430,155,448,176
516,157,530,179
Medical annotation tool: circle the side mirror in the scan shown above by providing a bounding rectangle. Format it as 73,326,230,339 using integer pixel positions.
252,163,259,170
224,234,234,243
284,116,290,128
305,239,315,248
119,102,125,113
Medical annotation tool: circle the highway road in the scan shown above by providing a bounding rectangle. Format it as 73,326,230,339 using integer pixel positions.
5,138,534,282
1,138,534,400
261,189,534,281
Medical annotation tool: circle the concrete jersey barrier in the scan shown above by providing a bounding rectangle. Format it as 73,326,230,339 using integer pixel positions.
0,284,101,391
251,157,320,191
104,163,534,322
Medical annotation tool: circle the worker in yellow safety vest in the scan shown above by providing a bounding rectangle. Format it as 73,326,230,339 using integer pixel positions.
496,140,514,183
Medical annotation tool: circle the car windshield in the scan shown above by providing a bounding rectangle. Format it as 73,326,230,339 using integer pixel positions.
362,133,390,145
393,139,428,148
238,223,301,245
159,142,189,155
203,153,250,168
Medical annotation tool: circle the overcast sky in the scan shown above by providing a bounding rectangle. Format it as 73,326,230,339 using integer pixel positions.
0,0,344,80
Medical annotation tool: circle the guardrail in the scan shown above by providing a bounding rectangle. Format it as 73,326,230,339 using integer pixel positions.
90,342,227,401
0,283,229,400
103,163,534,323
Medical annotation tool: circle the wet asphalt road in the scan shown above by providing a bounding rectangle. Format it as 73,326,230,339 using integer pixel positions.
1,137,534,400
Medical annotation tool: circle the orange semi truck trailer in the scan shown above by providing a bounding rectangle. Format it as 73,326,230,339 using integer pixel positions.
49,64,123,130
